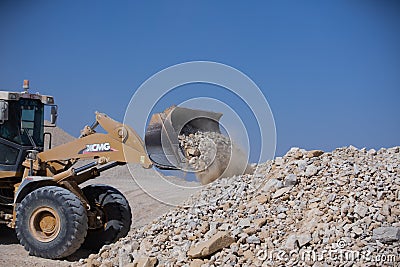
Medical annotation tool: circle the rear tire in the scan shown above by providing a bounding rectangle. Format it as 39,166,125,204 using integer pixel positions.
81,184,132,250
15,186,88,259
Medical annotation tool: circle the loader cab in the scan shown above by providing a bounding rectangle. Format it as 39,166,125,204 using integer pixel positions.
0,80,57,178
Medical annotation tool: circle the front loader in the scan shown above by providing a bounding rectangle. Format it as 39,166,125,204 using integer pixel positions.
0,81,223,259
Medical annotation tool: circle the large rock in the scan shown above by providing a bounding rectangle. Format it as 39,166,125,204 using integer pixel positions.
372,227,400,243
306,150,324,158
284,174,298,187
354,204,369,218
272,187,290,198
305,165,318,177
187,231,235,258
261,178,283,192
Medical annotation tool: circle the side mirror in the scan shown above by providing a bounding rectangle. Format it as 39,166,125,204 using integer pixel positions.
0,101,9,124
50,106,58,125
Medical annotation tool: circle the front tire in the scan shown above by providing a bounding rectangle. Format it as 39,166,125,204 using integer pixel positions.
15,186,88,259
82,184,132,250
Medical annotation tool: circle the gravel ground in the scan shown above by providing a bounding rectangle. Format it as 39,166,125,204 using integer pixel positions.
77,146,399,267
2,125,398,267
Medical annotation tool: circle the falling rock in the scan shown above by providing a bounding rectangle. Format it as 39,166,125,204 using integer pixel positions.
187,231,235,258
372,227,400,243
306,150,324,158
188,157,197,165
187,148,201,157
284,174,298,187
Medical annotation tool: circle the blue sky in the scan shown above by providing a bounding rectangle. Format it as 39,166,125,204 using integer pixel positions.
0,1,399,158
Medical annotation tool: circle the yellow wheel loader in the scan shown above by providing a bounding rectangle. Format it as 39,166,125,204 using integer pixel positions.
0,81,223,259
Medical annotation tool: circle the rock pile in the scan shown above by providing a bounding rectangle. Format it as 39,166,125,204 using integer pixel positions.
178,131,252,184
78,146,400,267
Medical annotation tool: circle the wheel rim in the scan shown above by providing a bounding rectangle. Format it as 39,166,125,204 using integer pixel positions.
29,207,61,243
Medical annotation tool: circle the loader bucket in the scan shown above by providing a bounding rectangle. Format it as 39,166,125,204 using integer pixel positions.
145,106,222,169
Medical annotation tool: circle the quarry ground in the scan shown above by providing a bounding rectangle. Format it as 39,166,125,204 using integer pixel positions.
1,126,398,266
0,164,201,267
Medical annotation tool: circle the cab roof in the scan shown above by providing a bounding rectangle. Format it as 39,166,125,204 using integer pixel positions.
0,90,55,105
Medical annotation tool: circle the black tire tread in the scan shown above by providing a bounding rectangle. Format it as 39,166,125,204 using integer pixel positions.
15,186,88,259
81,184,131,250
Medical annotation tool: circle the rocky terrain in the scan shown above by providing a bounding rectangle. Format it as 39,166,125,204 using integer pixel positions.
77,146,399,267
1,124,398,266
